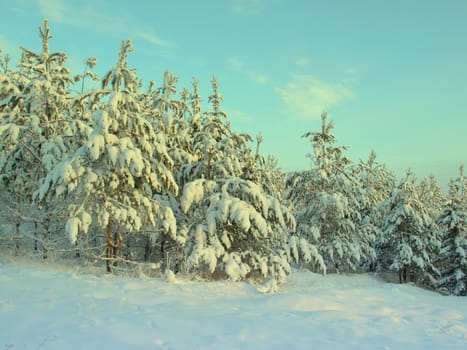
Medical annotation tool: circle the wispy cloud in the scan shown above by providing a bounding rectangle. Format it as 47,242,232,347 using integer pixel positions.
231,0,267,15
37,0,68,22
342,66,359,83
37,0,110,30
227,56,269,85
345,67,359,75
225,108,252,123
228,56,245,71
295,57,310,67
249,72,269,85
36,0,171,47
135,31,170,47
275,74,354,119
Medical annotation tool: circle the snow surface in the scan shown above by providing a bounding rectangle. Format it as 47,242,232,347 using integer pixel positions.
1,257,467,349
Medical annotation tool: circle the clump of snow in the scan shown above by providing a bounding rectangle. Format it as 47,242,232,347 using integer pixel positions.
164,269,178,284
160,206,177,239
180,179,217,213
65,217,80,245
256,278,279,294
223,253,250,281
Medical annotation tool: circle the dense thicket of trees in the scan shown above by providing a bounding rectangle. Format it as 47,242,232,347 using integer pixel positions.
377,171,441,286
288,112,377,272
0,21,464,294
436,167,466,295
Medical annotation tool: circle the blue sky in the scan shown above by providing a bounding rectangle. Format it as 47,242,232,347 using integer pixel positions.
1,0,466,188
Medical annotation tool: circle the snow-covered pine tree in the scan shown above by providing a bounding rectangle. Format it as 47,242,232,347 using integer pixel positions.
353,151,396,270
437,166,466,295
190,77,203,125
180,178,293,283
75,57,99,94
0,49,11,76
354,151,395,218
173,78,324,286
36,39,179,272
129,71,197,264
152,71,197,181
378,170,441,285
417,174,446,220
250,134,286,197
179,76,253,183
285,170,314,213
0,20,78,256
0,49,24,252
68,59,101,132
291,111,374,272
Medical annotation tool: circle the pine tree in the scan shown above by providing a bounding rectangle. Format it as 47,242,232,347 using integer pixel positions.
250,134,286,197
437,166,466,295
291,112,374,272
354,151,395,217
0,20,78,256
353,151,396,270
171,79,324,286
153,71,196,182
133,71,197,264
35,39,179,271
379,170,441,285
75,57,99,94
418,174,446,220
0,49,12,76
181,76,253,182
179,178,299,283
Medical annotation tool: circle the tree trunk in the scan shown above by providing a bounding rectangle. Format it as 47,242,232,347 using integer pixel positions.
113,230,121,268
144,237,151,262
105,219,123,273
399,267,408,283
43,217,50,259
15,220,20,256
34,221,38,251
15,194,21,255
105,220,113,273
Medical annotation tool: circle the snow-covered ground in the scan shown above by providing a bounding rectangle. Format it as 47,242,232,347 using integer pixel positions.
1,257,466,350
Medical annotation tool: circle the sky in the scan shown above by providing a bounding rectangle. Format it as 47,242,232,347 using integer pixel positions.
0,0,466,188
